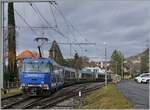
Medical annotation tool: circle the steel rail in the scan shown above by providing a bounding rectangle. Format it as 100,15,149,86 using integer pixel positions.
2,96,30,109
40,83,104,109
22,84,88,109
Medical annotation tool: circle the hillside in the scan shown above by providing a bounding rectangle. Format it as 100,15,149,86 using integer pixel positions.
125,48,149,75
127,48,149,61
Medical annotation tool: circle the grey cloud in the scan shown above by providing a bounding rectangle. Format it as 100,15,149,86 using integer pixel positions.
4,0,149,61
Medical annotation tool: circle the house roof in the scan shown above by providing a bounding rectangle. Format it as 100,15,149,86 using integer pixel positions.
17,49,39,60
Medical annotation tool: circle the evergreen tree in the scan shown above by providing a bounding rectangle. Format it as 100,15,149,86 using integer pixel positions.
8,2,18,82
49,40,64,65
111,50,124,76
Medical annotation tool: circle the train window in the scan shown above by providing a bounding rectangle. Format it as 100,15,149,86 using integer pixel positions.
57,75,60,82
87,69,92,72
93,69,98,73
52,75,56,83
23,64,51,73
39,64,51,73
49,64,53,73
23,64,39,72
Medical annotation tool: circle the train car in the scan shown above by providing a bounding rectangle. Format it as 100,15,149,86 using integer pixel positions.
79,70,94,80
63,67,76,80
79,67,112,82
20,58,64,96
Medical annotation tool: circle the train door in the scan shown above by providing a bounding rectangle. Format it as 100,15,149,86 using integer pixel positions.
51,65,57,90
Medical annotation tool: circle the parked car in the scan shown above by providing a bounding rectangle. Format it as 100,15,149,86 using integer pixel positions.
135,73,150,83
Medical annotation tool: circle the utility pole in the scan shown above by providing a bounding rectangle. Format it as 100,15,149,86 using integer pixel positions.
104,42,107,86
116,62,118,75
0,1,4,88
121,56,124,79
58,42,96,56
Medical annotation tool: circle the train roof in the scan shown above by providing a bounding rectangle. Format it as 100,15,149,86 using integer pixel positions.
63,67,76,72
80,70,106,75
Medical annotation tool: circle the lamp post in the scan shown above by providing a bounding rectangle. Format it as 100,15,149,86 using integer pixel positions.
115,61,118,75
34,33,48,58
104,42,107,86
121,56,124,79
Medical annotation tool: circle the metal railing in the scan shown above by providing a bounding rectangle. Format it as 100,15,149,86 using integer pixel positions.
4,81,20,89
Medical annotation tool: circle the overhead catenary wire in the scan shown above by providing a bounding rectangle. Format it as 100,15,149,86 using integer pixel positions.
52,3,84,39
51,2,89,54
50,2,81,54
51,2,74,38
48,2,58,28
29,2,48,27
49,1,84,49
29,2,69,40
14,9,37,34
32,3,53,27
48,2,72,41
29,2,64,40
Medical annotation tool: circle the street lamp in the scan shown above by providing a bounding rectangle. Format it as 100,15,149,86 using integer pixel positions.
115,61,118,75
121,56,124,79
104,42,107,86
34,33,48,58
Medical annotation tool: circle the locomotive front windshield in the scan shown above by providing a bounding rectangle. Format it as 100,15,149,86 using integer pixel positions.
23,63,52,73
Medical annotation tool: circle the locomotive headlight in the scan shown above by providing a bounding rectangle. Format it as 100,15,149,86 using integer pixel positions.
42,84,49,90
41,81,44,84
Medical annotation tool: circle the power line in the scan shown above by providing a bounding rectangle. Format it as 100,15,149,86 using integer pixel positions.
51,2,82,55
29,2,48,27
52,3,84,39
29,2,69,39
14,9,37,34
48,2,58,28
33,3,53,27
52,2,89,53
49,1,71,40
50,2,76,41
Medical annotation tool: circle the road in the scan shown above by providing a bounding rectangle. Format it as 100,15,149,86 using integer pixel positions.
117,80,149,109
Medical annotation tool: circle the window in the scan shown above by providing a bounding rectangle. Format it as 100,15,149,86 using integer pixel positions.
87,69,91,72
141,74,149,77
94,69,98,73
23,63,51,73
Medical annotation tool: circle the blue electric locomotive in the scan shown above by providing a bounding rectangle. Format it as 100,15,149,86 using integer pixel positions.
20,58,64,96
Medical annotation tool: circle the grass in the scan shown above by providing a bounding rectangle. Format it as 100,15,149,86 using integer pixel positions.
80,84,133,109
1,88,22,98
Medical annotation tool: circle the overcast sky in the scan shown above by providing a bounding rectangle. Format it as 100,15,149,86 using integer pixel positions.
4,0,149,61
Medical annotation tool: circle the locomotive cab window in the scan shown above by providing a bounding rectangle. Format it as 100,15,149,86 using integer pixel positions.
23,63,52,73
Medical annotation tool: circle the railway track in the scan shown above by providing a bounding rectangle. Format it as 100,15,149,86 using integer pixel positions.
1,95,30,109
24,82,104,109
40,82,104,109
1,82,104,109
22,83,89,109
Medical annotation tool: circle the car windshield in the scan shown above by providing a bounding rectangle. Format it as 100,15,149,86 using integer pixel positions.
23,63,51,73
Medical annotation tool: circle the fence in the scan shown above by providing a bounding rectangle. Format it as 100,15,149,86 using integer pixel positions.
3,81,20,89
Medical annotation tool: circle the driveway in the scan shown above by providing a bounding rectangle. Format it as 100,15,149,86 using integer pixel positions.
117,80,149,109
